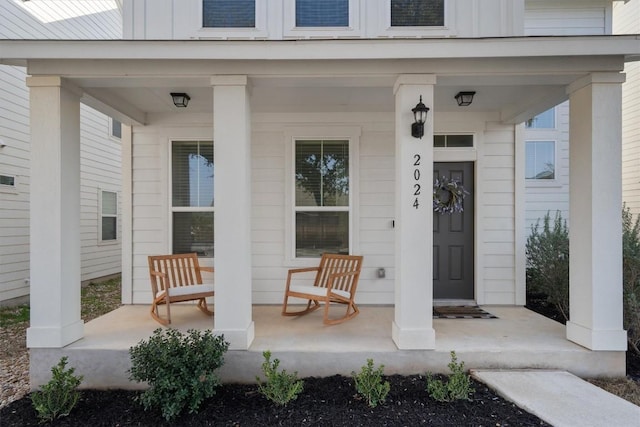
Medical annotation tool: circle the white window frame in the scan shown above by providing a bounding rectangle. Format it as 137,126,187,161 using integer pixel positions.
196,0,268,39
525,140,558,185
98,189,119,244
169,139,215,257
525,107,557,130
109,117,122,140
378,0,456,37
285,126,360,264
0,173,19,194
283,0,361,38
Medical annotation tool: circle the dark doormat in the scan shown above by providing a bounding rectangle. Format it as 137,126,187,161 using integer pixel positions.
433,306,498,319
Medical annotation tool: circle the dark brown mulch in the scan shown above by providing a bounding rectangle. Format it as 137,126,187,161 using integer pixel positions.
0,375,549,426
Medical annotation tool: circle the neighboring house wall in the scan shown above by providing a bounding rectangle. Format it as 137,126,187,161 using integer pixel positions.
0,0,123,303
614,0,640,217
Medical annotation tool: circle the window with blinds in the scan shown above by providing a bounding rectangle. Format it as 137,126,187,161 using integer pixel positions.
295,0,349,27
203,0,256,28
100,190,117,242
295,140,349,258
171,140,215,257
391,0,445,27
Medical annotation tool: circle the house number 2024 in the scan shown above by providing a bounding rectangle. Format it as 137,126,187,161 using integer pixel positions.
413,154,421,209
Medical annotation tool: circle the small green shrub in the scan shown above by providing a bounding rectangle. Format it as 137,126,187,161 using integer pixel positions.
352,359,390,408
623,205,640,355
526,211,570,321
128,328,229,421
426,351,474,402
31,356,83,423
256,350,304,406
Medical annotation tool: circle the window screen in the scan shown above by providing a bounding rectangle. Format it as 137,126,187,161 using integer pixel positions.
172,141,215,257
296,0,349,27
391,0,445,27
203,0,255,28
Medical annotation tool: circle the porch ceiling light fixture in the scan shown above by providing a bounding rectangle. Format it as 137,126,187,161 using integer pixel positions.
171,92,190,108
455,91,476,107
411,95,430,139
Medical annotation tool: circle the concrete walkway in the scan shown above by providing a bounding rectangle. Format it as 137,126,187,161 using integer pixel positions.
472,370,640,427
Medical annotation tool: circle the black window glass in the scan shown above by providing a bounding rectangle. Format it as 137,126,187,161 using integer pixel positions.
203,0,255,28
391,0,444,27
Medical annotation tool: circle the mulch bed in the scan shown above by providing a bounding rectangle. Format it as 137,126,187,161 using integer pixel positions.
0,375,550,426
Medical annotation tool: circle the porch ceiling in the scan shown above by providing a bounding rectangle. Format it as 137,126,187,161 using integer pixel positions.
3,35,634,125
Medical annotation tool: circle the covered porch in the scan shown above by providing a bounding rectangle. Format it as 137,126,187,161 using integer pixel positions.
30,304,624,389
2,36,638,388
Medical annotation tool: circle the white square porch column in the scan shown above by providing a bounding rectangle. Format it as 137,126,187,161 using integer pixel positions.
392,75,436,349
566,72,627,351
211,75,255,350
26,76,83,348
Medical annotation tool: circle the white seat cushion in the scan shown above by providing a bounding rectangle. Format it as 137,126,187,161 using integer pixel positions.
289,284,350,299
156,284,214,299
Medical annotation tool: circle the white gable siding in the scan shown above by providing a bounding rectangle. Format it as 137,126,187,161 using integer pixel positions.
0,0,122,303
524,0,611,36
614,0,640,217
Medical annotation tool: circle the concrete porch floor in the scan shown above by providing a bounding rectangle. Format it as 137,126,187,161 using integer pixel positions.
30,305,625,389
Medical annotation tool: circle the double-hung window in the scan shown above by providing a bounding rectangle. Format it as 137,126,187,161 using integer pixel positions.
525,141,555,180
171,140,215,257
294,140,350,258
99,190,118,242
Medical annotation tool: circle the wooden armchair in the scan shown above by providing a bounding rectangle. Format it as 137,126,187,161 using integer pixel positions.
148,253,214,325
282,253,364,325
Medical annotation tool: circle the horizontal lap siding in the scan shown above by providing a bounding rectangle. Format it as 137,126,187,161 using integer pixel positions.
481,123,517,304
615,1,640,217
525,2,607,36
0,66,30,302
0,1,122,303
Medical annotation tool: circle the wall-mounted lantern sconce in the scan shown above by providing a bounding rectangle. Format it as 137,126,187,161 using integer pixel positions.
171,92,191,108
455,91,476,107
411,96,430,139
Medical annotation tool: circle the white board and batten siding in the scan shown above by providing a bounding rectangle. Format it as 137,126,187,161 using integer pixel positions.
0,0,122,303
130,111,520,306
614,1,640,217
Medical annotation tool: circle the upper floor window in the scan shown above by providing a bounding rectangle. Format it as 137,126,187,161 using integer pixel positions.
0,174,16,187
171,140,215,257
110,118,122,139
391,0,445,27
525,107,556,129
296,0,349,27
100,190,118,242
526,141,555,180
295,139,350,258
203,0,255,28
